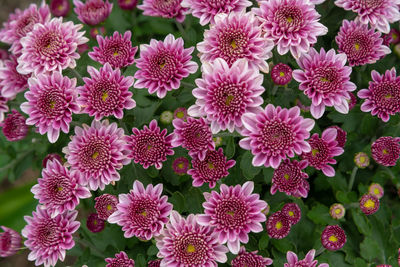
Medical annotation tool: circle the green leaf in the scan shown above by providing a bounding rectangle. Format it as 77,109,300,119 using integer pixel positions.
169,191,186,212
240,151,261,179
307,203,336,225
225,137,235,159
360,236,381,261
258,234,269,250
184,187,204,214
270,238,293,253
135,254,147,267
351,210,371,236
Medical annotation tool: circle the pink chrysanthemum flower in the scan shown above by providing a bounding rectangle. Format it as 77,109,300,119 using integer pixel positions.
118,0,138,10
368,183,384,199
106,251,135,267
271,63,293,86
21,72,80,143
371,136,400,166
327,126,347,148
253,0,328,59
138,0,187,23
0,3,50,54
0,49,8,60
42,153,63,167
22,208,80,267
197,181,267,254
197,12,273,73
0,96,8,123
335,20,390,67
125,120,174,170
156,211,229,266
188,58,265,133
95,194,119,220
284,249,329,267
172,157,190,175
1,109,28,141
73,0,113,25
329,203,345,220
358,68,400,122
282,203,301,225
188,148,235,188
231,246,273,267
293,48,356,119
0,55,29,99
181,0,251,25
266,211,291,239
174,107,188,120
31,159,91,218
108,180,173,240
359,194,380,215
271,159,309,198
0,226,22,257
301,128,344,177
63,120,130,191
77,63,135,120
321,225,346,251
90,26,106,39
172,117,214,160
17,17,89,75
89,31,138,69
50,0,71,17
354,152,370,168
87,213,105,233
334,0,400,34
148,259,161,267
134,34,198,99
240,104,315,169
348,93,357,110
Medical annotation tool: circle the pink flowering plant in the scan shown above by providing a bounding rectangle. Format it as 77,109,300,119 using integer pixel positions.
0,1,400,266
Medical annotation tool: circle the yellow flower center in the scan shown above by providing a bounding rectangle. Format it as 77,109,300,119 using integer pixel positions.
147,145,153,150
320,77,330,82
275,221,283,230
226,211,235,216
230,40,237,49
279,71,285,77
284,174,290,180
92,151,99,159
329,235,338,242
364,199,375,208
102,91,108,102
288,211,294,217
177,163,184,169
354,43,360,50
382,149,388,155
57,186,63,192
373,188,380,195
176,111,184,118
49,101,56,109
359,156,366,163
186,244,196,253
208,162,215,169
312,148,319,156
384,94,392,99
225,95,234,106
58,5,64,11
106,204,112,210
335,208,341,215
286,16,293,23
140,210,147,217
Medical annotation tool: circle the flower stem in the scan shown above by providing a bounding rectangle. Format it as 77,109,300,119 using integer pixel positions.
175,21,188,41
181,81,195,89
70,68,84,84
0,148,34,173
315,246,326,257
348,166,358,192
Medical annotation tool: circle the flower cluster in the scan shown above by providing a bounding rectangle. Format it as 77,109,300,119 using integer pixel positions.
267,203,301,239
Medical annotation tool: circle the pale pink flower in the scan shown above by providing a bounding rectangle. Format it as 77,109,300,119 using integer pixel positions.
253,0,328,59
284,249,329,267
293,48,356,119
0,226,22,257
358,68,400,122
181,0,252,25
156,211,229,266
232,246,273,266
0,55,30,99
77,63,135,120
198,181,267,254
105,251,135,267
138,0,187,23
63,120,130,191
22,207,80,267
73,0,113,25
1,109,28,141
197,12,273,73
17,17,89,75
239,104,315,169
21,72,80,143
108,180,173,240
134,34,198,98
188,58,265,133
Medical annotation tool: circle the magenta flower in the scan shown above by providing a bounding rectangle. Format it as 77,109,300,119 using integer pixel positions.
181,0,251,25
360,194,380,215
89,31,138,69
156,211,229,266
1,109,28,141
358,68,400,122
371,136,400,166
148,259,161,267
0,96,8,123
174,107,188,120
198,181,267,254
281,203,301,225
321,225,346,251
50,0,71,17
87,213,106,233
17,17,89,75
138,0,187,23
271,159,309,198
301,128,344,177
31,159,91,218
22,207,80,267
42,153,63,167
369,183,384,199
95,194,119,220
232,246,273,266
0,226,21,257
253,0,328,59
327,126,347,148
172,117,214,160
118,0,138,10
0,49,8,60
266,211,291,239
330,203,346,220
293,48,356,119
63,120,130,191
134,34,198,98
284,249,329,267
197,12,273,73
188,148,235,188
125,120,174,170
354,152,370,168
90,26,106,39
188,58,265,133
240,104,315,169
73,0,113,25
77,63,135,120
334,0,400,34
348,93,357,110
21,72,80,143
335,20,390,67
108,180,173,240
172,157,190,175
106,251,135,267
271,63,293,86
0,55,29,99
